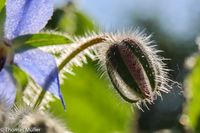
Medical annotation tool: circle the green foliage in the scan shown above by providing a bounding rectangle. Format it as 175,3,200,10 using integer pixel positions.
12,65,28,104
73,11,96,35
0,1,5,37
12,65,28,90
187,55,200,132
13,33,73,50
47,3,97,36
0,0,5,11
50,61,133,133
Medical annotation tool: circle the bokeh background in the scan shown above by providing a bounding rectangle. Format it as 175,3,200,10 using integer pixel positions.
45,0,200,133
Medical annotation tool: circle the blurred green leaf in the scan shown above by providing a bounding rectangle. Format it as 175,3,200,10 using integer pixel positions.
13,33,73,50
0,0,5,11
0,5,5,37
73,11,96,35
12,65,28,104
186,55,200,132
47,3,97,36
50,61,133,133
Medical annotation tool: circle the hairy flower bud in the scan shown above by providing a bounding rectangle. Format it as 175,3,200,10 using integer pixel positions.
19,111,70,133
106,39,155,102
0,104,9,129
9,108,71,133
99,31,171,106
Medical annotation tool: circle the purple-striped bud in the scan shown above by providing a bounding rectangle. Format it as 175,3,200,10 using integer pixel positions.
105,38,168,104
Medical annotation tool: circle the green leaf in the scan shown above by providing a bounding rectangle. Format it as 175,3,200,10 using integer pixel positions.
50,60,133,133
186,55,200,132
12,33,73,50
0,0,5,11
74,11,97,35
0,5,5,37
12,65,29,104
47,3,97,36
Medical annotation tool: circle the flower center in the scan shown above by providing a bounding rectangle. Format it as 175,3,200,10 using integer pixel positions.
0,39,13,71
0,48,6,71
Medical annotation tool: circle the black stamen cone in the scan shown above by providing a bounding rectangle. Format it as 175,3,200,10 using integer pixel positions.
0,48,6,72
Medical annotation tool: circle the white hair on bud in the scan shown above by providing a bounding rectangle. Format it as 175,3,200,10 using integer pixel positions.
0,104,9,128
6,106,72,133
95,29,178,108
19,110,72,133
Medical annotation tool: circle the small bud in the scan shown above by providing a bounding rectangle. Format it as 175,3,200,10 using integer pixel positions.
18,109,71,133
0,104,9,128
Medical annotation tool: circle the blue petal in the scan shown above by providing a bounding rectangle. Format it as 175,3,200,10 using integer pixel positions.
14,49,65,109
5,0,53,39
0,69,16,109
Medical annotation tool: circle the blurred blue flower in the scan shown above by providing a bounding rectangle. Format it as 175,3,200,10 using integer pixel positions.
0,0,65,109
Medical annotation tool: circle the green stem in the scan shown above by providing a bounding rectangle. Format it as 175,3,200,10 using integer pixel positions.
58,36,107,71
33,89,46,109
34,35,107,108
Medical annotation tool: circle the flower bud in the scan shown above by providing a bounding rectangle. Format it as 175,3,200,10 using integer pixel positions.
105,37,168,104
12,108,71,133
0,104,9,128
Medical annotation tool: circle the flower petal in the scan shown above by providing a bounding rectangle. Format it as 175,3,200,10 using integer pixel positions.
0,69,16,108
14,49,65,108
5,0,53,39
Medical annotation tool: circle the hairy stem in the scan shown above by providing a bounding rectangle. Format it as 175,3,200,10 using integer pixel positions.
58,35,107,71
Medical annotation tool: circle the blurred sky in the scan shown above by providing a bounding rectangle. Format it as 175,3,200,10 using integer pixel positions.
54,0,200,40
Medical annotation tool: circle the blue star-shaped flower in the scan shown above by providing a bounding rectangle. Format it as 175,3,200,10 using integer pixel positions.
0,0,65,109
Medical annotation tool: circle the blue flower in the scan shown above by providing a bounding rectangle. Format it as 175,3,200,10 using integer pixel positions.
0,0,65,109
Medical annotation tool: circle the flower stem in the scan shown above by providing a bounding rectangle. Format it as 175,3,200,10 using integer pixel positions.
33,89,46,109
34,35,107,109
58,36,107,71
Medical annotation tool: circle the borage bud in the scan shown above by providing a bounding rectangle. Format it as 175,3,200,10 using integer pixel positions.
101,32,171,107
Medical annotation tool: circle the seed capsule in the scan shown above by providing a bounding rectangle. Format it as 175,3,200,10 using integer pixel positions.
105,38,162,103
